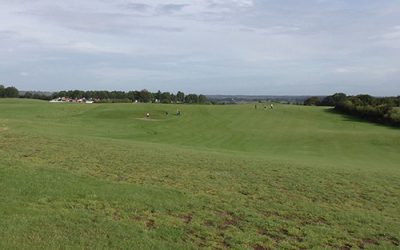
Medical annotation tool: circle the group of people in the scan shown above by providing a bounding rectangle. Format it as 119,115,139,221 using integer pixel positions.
255,104,274,110
146,104,274,118
145,109,181,118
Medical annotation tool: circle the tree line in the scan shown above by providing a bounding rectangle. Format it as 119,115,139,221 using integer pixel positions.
50,89,209,104
0,85,19,98
0,85,209,104
304,93,400,126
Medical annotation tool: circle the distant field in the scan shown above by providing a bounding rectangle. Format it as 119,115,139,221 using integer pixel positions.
0,99,399,249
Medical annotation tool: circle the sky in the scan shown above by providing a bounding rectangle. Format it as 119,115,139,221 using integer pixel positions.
0,0,399,95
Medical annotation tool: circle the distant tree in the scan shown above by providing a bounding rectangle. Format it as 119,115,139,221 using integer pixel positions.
127,91,136,102
160,92,171,104
185,94,198,104
24,92,33,99
133,91,141,102
320,93,347,106
108,91,117,99
170,93,177,103
26,87,209,105
4,86,19,98
320,96,334,106
0,85,4,97
53,91,66,99
111,91,126,99
332,93,347,103
198,94,208,104
70,90,84,99
357,94,375,106
333,94,400,127
154,90,162,102
32,93,50,100
348,96,363,106
176,91,185,103
84,91,93,99
139,89,152,103
304,96,320,106
97,91,108,100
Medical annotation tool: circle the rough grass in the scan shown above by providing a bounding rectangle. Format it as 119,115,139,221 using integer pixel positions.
0,99,399,249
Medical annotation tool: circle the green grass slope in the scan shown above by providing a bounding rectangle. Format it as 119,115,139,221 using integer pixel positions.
0,99,399,249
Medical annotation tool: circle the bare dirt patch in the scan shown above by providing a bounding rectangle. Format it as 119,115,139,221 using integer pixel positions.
340,243,353,250
217,211,241,230
0,126,8,132
253,244,270,250
135,118,162,122
358,238,379,249
145,219,156,229
179,214,193,224
0,119,8,132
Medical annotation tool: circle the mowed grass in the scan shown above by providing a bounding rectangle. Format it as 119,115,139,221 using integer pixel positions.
0,99,399,249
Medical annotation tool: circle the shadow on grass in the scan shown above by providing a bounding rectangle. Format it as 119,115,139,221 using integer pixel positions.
323,108,400,130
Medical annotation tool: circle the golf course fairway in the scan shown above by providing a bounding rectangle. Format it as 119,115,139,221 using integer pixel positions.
0,99,399,249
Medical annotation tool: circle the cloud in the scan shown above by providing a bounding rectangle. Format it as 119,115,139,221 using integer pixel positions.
0,30,18,40
125,3,151,12
0,0,399,95
333,66,400,76
157,4,188,14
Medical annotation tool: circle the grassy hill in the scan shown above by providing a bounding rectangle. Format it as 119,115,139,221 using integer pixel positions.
0,99,399,249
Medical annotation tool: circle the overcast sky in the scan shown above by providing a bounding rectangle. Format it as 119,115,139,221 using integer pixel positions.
0,0,399,95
